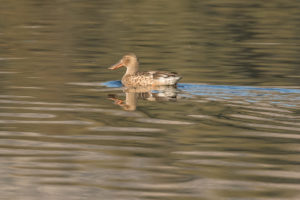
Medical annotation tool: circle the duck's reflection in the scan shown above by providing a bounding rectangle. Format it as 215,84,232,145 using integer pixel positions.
108,85,178,111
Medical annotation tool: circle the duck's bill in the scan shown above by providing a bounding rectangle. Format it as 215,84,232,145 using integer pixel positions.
108,61,124,70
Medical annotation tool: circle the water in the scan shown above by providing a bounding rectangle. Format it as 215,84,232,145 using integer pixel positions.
1,1,300,199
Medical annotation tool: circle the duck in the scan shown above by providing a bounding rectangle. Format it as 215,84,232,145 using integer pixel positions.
108,53,181,87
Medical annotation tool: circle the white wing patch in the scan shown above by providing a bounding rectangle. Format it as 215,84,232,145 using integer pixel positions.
157,76,181,85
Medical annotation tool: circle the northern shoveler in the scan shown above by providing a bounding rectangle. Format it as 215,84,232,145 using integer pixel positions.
108,53,181,87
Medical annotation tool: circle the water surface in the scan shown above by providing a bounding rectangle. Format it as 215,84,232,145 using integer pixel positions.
0,1,300,199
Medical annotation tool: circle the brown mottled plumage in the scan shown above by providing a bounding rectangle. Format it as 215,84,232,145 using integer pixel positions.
108,53,181,87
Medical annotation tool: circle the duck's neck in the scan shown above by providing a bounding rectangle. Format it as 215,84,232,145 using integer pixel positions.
125,63,139,75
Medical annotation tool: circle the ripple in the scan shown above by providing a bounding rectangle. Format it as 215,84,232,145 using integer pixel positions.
0,139,96,152
178,84,300,108
0,71,18,74
230,114,300,127
173,151,240,157
19,25,44,29
9,86,44,90
243,123,300,132
136,118,193,125
240,131,300,139
0,120,92,125
188,115,214,119
229,104,293,113
0,106,143,117
181,179,300,193
0,113,55,118
178,83,300,95
240,170,300,179
67,82,104,86
0,100,93,107
0,131,42,136
0,57,25,60
244,110,299,119
90,126,164,132
53,135,151,141
182,159,273,168
0,95,33,99
230,114,275,121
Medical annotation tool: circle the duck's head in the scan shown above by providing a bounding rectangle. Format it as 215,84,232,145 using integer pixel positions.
108,53,139,71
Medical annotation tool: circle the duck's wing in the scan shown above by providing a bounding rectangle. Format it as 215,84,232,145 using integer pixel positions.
152,71,180,78
136,71,180,78
149,71,182,85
